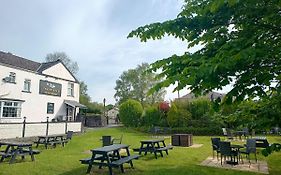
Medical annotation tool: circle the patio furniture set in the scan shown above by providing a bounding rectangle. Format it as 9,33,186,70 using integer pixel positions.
211,137,270,166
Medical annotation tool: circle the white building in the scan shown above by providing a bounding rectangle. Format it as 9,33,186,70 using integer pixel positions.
0,51,85,123
107,107,119,124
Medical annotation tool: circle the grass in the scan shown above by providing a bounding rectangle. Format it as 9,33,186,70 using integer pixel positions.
0,127,280,175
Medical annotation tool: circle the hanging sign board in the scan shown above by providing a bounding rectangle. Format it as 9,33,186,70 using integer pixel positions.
39,80,62,97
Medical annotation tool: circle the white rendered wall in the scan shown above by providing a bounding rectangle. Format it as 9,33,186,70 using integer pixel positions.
0,64,80,123
42,63,76,82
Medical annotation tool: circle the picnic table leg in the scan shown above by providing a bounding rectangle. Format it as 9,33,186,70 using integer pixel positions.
106,154,113,175
139,143,144,155
29,146,35,161
86,153,96,173
156,143,163,157
151,143,157,159
162,141,168,155
125,147,134,168
0,145,10,162
116,150,124,173
10,148,19,164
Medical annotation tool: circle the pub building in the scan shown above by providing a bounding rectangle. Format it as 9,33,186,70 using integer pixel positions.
0,51,86,123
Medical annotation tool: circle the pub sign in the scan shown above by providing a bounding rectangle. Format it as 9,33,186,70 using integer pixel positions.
39,80,62,96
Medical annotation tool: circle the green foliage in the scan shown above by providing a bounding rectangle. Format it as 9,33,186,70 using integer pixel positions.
170,126,221,136
167,101,191,127
119,99,143,127
114,63,166,105
128,0,281,102
188,98,214,120
262,143,281,157
142,106,162,127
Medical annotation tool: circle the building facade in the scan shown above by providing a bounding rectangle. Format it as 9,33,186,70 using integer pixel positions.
0,51,85,123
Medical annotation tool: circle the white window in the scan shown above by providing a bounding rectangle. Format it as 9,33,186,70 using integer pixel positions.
67,82,74,96
0,101,22,118
9,72,16,83
23,79,31,92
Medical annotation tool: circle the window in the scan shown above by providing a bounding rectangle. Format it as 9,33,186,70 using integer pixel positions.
0,101,22,118
47,103,54,114
9,72,16,83
67,82,74,96
23,79,31,92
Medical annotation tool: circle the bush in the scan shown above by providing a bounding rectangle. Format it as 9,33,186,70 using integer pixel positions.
142,106,162,127
119,99,143,127
167,102,191,127
170,126,221,136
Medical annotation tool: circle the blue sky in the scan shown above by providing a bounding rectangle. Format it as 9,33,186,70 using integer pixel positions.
0,0,191,104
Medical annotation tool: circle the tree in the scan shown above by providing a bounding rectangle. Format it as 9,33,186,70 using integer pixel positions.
45,52,79,75
114,63,166,105
128,0,281,103
119,99,143,127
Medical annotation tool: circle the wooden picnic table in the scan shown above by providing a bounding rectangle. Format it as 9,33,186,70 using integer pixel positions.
0,141,36,164
35,134,67,149
138,139,172,159
80,144,139,175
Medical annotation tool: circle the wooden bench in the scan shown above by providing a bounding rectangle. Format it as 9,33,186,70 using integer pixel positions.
110,155,140,166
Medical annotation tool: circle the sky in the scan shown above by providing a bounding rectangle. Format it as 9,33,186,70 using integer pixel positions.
0,0,194,104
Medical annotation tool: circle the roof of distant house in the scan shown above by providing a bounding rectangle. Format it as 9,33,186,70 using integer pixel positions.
179,91,225,101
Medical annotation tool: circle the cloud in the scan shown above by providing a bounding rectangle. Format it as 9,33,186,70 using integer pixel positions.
0,0,187,104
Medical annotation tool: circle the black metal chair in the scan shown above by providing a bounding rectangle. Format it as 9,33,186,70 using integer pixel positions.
211,138,221,159
240,139,257,165
102,136,112,146
219,141,238,165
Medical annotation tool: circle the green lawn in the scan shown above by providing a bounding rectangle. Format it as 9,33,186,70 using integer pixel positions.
0,127,280,175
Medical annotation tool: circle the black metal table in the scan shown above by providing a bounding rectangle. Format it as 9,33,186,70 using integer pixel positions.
138,139,168,159
227,144,244,165
35,134,66,149
0,141,34,164
86,144,137,175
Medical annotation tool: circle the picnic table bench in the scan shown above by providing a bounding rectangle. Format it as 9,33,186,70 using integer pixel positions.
34,134,67,149
0,141,40,164
138,139,173,159
80,144,139,175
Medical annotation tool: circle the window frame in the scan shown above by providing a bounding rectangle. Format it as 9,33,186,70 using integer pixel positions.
67,82,74,97
47,102,54,114
0,100,22,119
23,79,31,93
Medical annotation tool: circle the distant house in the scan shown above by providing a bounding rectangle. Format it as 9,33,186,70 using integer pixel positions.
0,51,85,123
178,91,225,101
107,107,119,124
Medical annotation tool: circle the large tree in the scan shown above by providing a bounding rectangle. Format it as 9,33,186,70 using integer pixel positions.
45,52,79,76
114,63,166,105
128,0,281,103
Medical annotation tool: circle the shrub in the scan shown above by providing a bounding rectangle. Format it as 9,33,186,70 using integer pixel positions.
167,102,191,127
119,99,143,127
142,106,161,127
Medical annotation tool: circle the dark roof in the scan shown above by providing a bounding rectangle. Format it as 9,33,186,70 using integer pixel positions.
0,51,78,82
37,60,60,73
0,51,41,71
